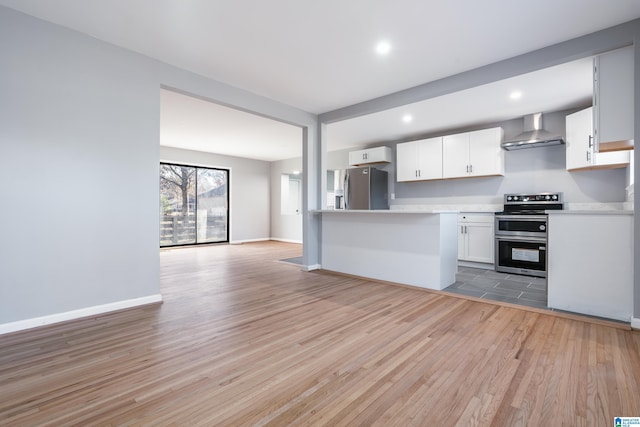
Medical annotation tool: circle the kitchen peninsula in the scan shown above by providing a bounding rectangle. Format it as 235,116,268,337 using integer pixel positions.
316,210,458,290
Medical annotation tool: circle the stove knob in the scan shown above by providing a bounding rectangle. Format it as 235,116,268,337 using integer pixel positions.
540,225,546,231
545,195,551,200
507,196,512,201
552,195,558,200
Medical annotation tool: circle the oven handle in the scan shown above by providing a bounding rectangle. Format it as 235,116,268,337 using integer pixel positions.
495,215,548,221
495,236,547,244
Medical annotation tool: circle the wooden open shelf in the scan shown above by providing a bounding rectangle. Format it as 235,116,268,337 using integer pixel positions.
598,139,634,152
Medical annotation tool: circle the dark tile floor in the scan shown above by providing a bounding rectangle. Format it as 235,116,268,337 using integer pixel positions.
445,266,548,309
279,256,304,265
279,259,547,310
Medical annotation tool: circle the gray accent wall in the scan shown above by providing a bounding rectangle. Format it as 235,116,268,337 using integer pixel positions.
390,111,628,206
327,110,627,207
0,7,161,324
0,6,319,326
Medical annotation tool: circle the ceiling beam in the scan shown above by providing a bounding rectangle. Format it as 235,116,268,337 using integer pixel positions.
319,18,639,124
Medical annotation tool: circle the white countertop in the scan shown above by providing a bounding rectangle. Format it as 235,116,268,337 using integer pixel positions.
391,204,501,213
547,210,633,215
315,202,634,215
312,209,457,214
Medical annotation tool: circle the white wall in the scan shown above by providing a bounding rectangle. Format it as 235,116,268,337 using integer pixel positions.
0,6,319,329
161,146,271,243
271,157,303,243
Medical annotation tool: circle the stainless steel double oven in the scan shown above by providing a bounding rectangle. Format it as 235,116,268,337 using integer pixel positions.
495,193,563,278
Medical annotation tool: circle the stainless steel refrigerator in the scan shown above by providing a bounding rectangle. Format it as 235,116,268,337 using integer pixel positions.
334,167,389,210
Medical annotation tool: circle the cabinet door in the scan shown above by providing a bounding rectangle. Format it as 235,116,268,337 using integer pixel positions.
397,139,442,181
350,146,392,166
464,223,495,263
396,141,419,182
468,128,504,177
566,107,592,170
348,149,367,166
458,214,495,264
457,222,466,259
594,46,634,147
365,146,392,163
416,137,443,180
566,106,629,170
442,133,470,178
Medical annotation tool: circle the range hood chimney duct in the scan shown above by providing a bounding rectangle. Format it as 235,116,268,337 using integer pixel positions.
501,112,564,151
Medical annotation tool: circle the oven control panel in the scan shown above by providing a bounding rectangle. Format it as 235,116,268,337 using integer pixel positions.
504,193,563,204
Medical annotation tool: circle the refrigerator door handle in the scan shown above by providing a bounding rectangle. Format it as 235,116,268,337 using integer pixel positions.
344,170,350,209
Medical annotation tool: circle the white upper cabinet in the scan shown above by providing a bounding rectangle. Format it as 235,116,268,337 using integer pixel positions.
442,127,504,179
593,46,634,150
348,146,392,166
566,107,593,170
442,133,469,178
566,107,629,171
396,137,443,182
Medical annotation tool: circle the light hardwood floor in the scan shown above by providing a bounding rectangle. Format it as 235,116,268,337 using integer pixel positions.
1,241,639,426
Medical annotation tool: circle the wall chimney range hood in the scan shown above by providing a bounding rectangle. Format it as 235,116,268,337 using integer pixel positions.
501,112,564,151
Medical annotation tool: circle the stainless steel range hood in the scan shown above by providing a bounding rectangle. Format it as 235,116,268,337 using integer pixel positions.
501,112,564,151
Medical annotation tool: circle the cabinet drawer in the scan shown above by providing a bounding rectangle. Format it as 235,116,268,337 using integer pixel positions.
458,213,494,224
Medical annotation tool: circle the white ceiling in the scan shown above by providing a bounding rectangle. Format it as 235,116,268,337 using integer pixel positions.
2,0,639,160
328,57,594,150
160,89,302,162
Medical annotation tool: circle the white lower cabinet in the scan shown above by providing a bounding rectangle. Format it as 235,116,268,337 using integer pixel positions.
547,212,633,322
458,213,494,264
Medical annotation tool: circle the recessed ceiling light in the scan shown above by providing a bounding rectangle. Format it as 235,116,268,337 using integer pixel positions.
510,91,522,100
402,114,413,123
292,170,300,175
375,40,391,55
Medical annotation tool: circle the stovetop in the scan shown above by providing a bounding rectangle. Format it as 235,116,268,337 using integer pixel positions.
498,192,564,215
503,192,563,204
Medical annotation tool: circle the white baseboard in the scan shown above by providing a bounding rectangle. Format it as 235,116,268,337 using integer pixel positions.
230,238,270,244
232,238,303,244
270,238,303,244
0,294,163,335
631,317,640,330
458,260,495,270
306,264,321,271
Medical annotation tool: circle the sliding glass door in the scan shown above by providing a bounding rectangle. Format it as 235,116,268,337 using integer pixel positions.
196,168,228,243
159,163,229,247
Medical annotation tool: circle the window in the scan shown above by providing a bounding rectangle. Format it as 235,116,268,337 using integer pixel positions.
160,163,229,247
